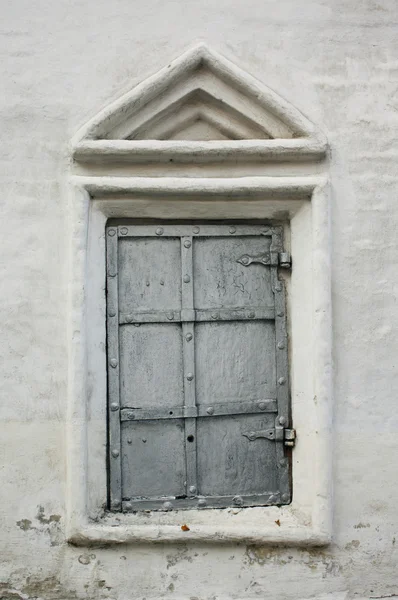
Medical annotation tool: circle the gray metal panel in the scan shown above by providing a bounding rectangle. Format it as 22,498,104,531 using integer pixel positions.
193,236,274,310
196,414,278,496
121,420,186,498
195,321,276,406
118,237,181,314
119,323,184,409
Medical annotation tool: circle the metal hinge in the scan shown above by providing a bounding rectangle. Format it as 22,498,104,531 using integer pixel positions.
242,427,296,447
278,252,292,269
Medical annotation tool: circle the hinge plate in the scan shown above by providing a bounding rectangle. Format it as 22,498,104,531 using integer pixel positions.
242,428,296,447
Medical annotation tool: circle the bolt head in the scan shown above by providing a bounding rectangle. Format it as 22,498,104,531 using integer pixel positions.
156,227,164,236
189,486,197,494
233,495,244,506
211,313,219,320
110,359,118,368
167,313,174,320
110,402,119,411
277,342,285,349
279,416,287,425
281,493,290,503
277,311,284,317
278,377,286,385
241,256,249,265
184,240,192,248
275,283,282,292
163,501,173,510
185,333,193,342
124,502,132,511
183,275,191,283
108,229,116,236
186,373,194,381
197,499,207,507
127,438,132,444
229,226,236,234
111,449,119,458
248,311,255,319
108,310,116,317
192,226,200,234
120,227,128,235
206,406,214,415
160,279,164,285
258,402,267,410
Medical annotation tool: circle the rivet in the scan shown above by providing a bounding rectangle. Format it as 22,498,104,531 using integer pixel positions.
262,257,269,264
111,449,119,458
127,438,132,444
211,313,219,320
197,499,207,507
167,312,174,320
192,226,200,234
277,342,285,349
110,359,118,368
183,275,191,283
108,229,116,237
186,373,194,381
206,406,214,415
233,495,244,506
277,311,284,317
124,502,132,511
127,314,133,323
185,333,193,342
278,377,286,385
241,256,249,265
184,240,192,248
120,227,128,235
248,311,255,319
279,416,287,425
142,438,147,443
146,281,150,287
163,501,173,510
258,402,267,410
108,310,116,317
275,283,282,292
156,227,164,236
110,402,119,411
281,493,290,502
229,226,236,234
189,486,197,494
160,279,164,285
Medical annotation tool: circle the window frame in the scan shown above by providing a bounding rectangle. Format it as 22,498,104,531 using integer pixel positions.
66,179,332,546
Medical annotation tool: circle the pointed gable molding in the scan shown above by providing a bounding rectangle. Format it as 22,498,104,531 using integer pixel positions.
72,44,327,165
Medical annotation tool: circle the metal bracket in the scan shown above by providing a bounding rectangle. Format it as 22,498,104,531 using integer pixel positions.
278,252,292,269
242,428,296,447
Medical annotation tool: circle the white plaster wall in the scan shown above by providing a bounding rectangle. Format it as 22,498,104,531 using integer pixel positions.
1,1,398,599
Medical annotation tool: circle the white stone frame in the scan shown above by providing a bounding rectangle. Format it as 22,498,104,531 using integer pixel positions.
66,45,332,546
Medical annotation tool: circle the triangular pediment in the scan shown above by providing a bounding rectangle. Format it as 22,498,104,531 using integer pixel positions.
73,44,325,146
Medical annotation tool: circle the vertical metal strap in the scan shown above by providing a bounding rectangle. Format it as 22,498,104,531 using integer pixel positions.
106,226,122,510
181,236,198,497
271,230,291,503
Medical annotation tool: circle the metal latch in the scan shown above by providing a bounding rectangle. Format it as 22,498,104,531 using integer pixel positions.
242,427,296,447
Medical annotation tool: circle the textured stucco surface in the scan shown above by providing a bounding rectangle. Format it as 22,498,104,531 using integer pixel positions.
1,0,398,598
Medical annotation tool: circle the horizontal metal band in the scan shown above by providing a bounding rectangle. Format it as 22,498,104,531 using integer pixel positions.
121,492,286,512
120,399,277,422
117,224,279,238
119,306,275,325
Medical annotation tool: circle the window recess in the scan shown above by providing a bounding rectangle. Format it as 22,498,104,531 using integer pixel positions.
106,223,294,512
